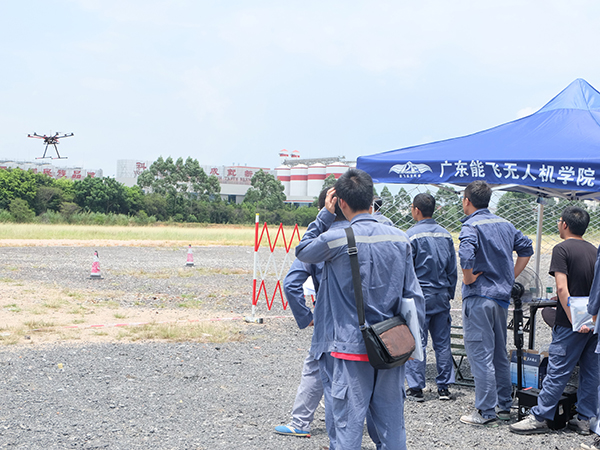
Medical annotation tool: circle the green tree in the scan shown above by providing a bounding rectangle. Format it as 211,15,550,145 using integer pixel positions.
393,188,413,229
9,198,35,223
54,178,75,203
434,187,462,232
243,169,286,210
35,186,64,214
137,156,220,200
496,191,538,234
60,202,81,221
124,185,144,215
379,186,396,221
321,174,337,191
0,169,37,210
142,193,168,221
73,177,129,214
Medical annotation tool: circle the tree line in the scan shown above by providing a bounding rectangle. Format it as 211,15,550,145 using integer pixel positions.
0,156,319,226
2,156,593,231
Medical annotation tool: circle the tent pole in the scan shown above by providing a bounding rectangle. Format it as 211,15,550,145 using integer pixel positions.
528,199,544,350
534,199,544,280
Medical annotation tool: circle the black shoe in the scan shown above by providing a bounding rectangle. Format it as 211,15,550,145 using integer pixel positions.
406,388,425,402
438,388,452,401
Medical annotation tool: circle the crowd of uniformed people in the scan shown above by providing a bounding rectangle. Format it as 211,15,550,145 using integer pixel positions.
274,169,600,450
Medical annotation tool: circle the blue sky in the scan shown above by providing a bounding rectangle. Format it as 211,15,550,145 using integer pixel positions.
1,0,599,177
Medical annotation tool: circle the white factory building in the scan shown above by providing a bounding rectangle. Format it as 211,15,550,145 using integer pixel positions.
275,150,352,205
116,159,274,204
115,151,353,205
0,160,103,180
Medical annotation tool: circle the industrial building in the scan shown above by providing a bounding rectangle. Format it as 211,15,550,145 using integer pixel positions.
113,151,354,205
275,149,353,205
116,159,274,204
0,160,103,179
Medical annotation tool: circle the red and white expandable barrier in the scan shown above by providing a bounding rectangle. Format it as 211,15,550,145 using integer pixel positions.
249,213,300,321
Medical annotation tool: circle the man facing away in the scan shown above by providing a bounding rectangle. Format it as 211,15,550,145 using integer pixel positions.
510,206,598,435
372,196,395,226
296,168,424,450
458,181,533,426
275,189,347,444
404,193,458,402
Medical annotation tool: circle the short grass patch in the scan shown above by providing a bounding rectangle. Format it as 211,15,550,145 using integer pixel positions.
0,327,24,345
4,303,22,313
24,319,56,329
116,321,242,343
42,298,69,310
0,223,302,247
177,300,203,309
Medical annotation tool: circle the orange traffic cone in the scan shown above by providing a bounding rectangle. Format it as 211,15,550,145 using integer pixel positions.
90,250,103,279
186,245,194,267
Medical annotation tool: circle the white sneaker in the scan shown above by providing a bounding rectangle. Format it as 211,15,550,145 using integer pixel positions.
509,414,549,435
569,416,591,435
460,410,498,427
581,436,600,449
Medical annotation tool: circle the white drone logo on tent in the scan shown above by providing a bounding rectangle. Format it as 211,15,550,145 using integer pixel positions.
389,162,433,177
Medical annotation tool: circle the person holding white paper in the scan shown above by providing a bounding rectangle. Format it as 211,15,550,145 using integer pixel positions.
511,206,599,436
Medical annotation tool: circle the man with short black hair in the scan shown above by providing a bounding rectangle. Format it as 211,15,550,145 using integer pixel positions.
458,180,534,426
275,189,348,444
510,206,598,435
372,196,394,226
405,193,457,402
296,168,424,450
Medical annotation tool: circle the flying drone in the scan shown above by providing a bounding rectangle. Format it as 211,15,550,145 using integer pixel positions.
27,132,74,159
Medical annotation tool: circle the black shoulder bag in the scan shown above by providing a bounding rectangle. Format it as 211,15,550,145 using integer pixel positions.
345,226,415,370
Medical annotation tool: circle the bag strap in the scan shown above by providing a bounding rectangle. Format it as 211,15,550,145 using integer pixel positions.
345,227,366,330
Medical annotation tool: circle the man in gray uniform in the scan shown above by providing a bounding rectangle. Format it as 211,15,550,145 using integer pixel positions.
296,169,424,450
405,193,457,402
458,181,533,426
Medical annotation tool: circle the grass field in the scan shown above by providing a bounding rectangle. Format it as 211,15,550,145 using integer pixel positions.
0,223,304,247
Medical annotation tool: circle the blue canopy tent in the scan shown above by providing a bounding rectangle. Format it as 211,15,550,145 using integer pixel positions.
357,78,600,278
358,78,600,200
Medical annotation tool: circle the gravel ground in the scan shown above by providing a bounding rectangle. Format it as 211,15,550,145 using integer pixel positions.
0,245,593,450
